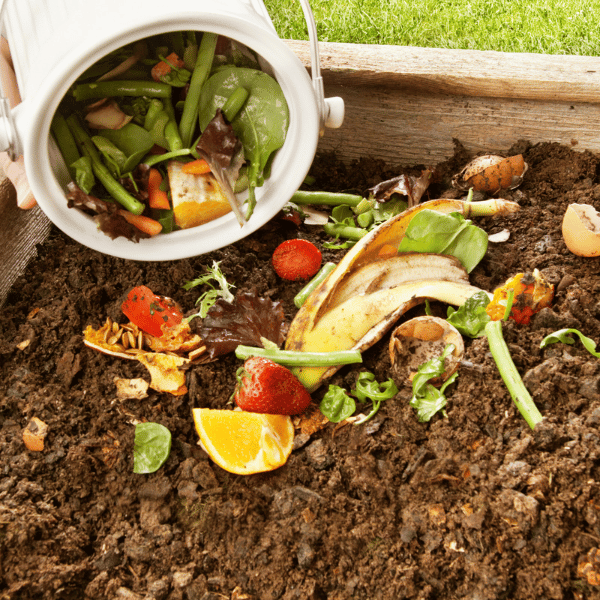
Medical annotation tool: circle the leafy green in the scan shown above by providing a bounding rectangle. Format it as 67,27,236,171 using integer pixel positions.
71,156,95,194
92,135,128,178
198,66,289,219
446,290,491,337
353,371,398,424
320,371,397,424
183,261,235,320
410,344,458,422
320,385,356,423
398,210,488,273
133,422,172,474
99,123,155,172
540,328,600,358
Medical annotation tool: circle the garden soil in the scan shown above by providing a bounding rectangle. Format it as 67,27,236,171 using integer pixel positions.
3,140,600,600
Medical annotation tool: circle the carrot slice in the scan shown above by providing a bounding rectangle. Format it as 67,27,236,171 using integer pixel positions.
147,168,170,210
181,159,211,175
151,52,184,82
118,210,163,236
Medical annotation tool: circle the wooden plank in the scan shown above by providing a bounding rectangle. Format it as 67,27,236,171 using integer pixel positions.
285,41,600,102
284,41,600,166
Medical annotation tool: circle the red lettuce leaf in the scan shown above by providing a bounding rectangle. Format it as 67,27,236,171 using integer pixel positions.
200,289,287,359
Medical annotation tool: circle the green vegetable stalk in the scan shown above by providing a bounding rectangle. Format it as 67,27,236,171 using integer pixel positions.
294,262,337,308
66,115,145,215
447,291,544,430
179,32,218,148
234,345,362,367
485,320,543,429
73,81,172,102
290,190,364,207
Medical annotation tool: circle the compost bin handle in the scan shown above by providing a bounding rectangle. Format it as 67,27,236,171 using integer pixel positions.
250,0,344,131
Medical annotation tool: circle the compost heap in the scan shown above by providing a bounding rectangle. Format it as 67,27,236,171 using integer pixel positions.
2,140,600,600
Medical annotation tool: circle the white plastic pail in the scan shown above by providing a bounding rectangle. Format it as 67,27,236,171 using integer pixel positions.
0,0,344,260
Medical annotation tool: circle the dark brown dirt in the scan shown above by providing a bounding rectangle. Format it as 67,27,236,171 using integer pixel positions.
3,141,600,600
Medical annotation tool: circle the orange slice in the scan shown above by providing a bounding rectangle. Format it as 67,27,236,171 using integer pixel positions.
192,409,294,475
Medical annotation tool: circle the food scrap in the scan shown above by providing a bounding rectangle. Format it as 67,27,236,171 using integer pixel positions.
121,285,183,338
22,417,49,452
272,239,322,281
486,269,554,325
234,356,313,416
193,408,295,475
562,203,600,257
452,154,527,194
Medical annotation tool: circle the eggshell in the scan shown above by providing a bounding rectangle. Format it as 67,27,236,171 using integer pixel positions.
562,203,600,257
389,316,464,387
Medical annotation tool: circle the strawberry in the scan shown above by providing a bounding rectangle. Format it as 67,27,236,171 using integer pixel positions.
272,239,322,281
234,356,312,415
121,285,183,338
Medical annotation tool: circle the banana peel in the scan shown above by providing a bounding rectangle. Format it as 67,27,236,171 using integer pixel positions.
285,198,516,391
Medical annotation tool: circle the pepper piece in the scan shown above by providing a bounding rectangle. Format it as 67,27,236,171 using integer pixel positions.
486,269,554,325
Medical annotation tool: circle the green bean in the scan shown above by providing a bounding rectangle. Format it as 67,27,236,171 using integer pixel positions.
66,116,145,215
323,222,368,241
234,345,362,367
222,87,249,122
179,32,218,148
294,262,336,308
142,148,193,167
291,190,364,207
73,81,172,102
163,97,184,151
51,112,80,179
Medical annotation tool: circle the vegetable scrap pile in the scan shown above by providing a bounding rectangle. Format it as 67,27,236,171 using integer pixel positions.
81,148,592,475
53,32,289,240
6,141,600,600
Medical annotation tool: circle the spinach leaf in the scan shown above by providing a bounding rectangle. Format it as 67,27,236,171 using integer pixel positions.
133,422,172,474
398,210,488,273
99,123,155,172
199,67,289,219
446,290,491,338
71,156,95,194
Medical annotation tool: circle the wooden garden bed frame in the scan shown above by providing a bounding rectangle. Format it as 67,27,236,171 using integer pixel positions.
286,40,600,166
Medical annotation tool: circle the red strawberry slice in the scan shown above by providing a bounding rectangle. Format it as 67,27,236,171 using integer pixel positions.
234,356,312,415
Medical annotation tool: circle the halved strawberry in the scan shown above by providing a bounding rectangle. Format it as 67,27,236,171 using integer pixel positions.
234,356,312,416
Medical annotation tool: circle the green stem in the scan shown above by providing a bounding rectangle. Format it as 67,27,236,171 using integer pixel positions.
142,148,193,167
51,112,80,179
291,190,364,207
73,81,172,102
235,345,362,367
462,198,518,217
484,320,543,430
294,262,336,308
66,116,145,215
163,96,184,151
179,31,218,148
323,222,368,241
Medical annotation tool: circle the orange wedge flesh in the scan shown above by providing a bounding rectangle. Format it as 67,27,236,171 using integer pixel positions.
192,409,294,475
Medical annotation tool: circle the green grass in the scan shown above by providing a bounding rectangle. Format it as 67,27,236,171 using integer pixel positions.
262,0,599,56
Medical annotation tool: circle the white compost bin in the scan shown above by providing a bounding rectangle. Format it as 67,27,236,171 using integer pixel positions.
0,0,344,260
